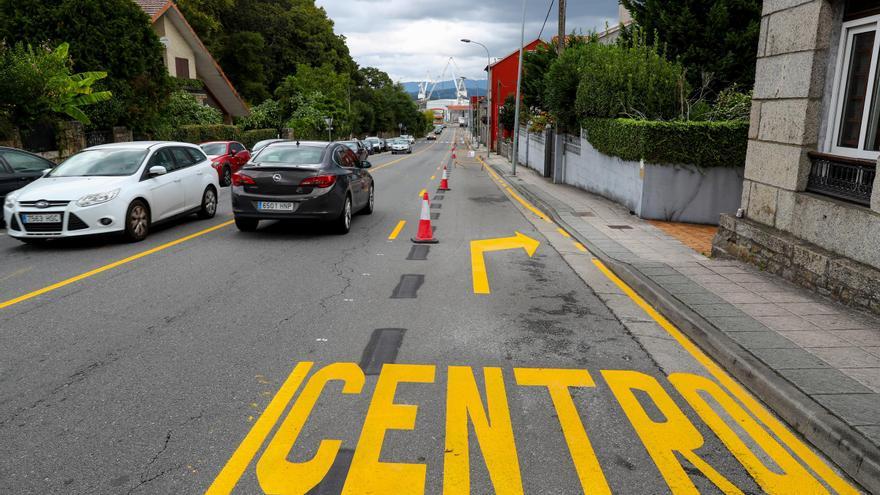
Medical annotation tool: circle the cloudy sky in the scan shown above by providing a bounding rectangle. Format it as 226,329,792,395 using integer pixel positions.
315,0,621,83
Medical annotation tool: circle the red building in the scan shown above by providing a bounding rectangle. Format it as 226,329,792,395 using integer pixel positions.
487,38,546,151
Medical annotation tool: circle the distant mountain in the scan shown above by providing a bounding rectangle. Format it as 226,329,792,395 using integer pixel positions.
401,79,487,100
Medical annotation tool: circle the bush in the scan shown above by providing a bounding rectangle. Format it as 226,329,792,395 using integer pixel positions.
240,128,278,148
582,118,747,168
169,124,276,148
237,99,284,131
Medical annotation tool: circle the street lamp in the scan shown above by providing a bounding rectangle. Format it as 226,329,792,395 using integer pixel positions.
324,116,333,142
511,0,527,175
461,39,491,157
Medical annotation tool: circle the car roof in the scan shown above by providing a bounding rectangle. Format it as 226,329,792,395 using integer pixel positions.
86,141,199,151
265,141,331,148
200,140,238,145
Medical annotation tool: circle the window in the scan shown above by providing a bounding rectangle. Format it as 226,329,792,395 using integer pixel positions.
175,57,191,79
149,149,177,172
231,143,246,154
170,147,197,168
0,150,51,173
828,15,880,158
186,148,207,163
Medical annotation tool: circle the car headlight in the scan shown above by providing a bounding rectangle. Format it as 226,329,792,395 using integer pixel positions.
76,188,120,207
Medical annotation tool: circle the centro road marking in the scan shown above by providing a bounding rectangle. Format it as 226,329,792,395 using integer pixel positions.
477,155,856,493
0,219,234,310
470,232,540,295
388,220,406,240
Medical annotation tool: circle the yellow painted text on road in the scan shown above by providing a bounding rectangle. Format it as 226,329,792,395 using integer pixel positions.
470,232,540,294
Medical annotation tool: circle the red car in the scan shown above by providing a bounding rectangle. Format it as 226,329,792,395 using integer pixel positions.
199,141,251,186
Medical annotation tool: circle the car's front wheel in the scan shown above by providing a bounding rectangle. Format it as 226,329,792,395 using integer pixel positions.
197,187,217,219
124,200,150,242
334,195,352,234
235,217,258,232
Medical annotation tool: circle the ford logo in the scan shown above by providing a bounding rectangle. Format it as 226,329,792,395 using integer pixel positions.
35,200,50,209
272,174,282,182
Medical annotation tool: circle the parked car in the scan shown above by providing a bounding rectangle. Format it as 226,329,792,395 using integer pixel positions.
400,135,415,145
389,138,412,154
231,141,374,234
341,140,370,162
252,138,287,154
364,137,382,153
3,142,219,244
379,138,387,151
200,141,251,187
0,147,56,227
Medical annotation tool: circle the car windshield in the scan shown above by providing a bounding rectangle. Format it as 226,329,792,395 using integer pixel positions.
50,149,147,177
200,143,227,155
252,146,324,166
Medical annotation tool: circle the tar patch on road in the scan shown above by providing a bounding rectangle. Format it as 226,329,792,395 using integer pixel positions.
391,274,424,299
469,195,508,204
430,203,442,209
406,245,430,260
433,195,445,201
305,448,354,494
431,212,440,220
358,329,406,375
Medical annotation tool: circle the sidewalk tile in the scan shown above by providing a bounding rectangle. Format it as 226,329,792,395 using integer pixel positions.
832,330,880,347
750,347,830,368
649,274,693,285
739,282,789,293
780,331,852,348
857,426,880,445
762,292,815,303
728,332,799,351
700,282,749,294
708,265,750,275
813,394,880,426
867,347,880,358
756,315,822,332
737,303,795,317
725,273,772,284
779,369,873,394
639,266,680,276
721,292,769,304
777,303,839,316
675,293,728,305
692,304,745,318
709,316,773,333
675,266,716,276
664,283,709,295
841,368,880,393
690,274,732,284
802,314,870,330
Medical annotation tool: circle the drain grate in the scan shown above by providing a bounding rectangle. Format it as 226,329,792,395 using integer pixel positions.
608,225,633,230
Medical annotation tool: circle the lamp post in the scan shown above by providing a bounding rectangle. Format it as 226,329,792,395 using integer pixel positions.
324,117,333,142
461,39,491,157
511,0,526,175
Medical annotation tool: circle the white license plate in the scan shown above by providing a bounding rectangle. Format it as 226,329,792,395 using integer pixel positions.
22,213,61,224
258,201,296,212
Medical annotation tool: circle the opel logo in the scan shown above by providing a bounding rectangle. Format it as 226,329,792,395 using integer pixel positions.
35,200,49,209
272,174,282,183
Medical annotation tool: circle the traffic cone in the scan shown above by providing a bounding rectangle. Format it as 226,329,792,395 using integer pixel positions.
411,191,438,244
438,165,451,191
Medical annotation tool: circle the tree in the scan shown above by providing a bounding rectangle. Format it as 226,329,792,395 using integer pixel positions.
0,42,112,127
0,0,171,131
620,0,761,92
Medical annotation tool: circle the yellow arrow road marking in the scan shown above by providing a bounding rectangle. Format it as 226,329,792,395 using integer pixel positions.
470,232,540,294
388,220,406,240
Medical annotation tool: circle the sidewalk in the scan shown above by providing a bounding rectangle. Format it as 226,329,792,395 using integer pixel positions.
483,152,880,491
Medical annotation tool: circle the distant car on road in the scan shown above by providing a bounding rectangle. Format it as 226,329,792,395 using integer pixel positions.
389,138,412,154
0,147,56,227
400,135,415,145
341,140,370,162
364,137,382,153
3,142,219,244
200,141,251,186
426,134,437,141
231,141,374,234
252,138,287,154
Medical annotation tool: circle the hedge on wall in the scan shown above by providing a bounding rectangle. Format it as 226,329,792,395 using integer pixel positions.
171,125,279,149
581,118,748,169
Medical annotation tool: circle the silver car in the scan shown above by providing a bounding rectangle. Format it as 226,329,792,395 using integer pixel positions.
389,138,412,154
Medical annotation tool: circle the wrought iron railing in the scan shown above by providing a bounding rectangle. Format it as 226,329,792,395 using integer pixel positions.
806,152,875,206
85,129,113,147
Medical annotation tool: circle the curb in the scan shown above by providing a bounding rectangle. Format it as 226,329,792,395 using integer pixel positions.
488,162,879,494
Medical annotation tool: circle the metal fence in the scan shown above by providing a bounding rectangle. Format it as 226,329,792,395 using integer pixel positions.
19,123,57,153
806,152,875,206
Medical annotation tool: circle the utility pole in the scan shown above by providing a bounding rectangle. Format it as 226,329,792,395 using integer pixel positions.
558,0,566,54
511,0,526,176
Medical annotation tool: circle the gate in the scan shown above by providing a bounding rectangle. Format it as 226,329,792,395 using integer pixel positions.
543,128,555,178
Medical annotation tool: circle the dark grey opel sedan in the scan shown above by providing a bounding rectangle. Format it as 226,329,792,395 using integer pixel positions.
231,141,374,234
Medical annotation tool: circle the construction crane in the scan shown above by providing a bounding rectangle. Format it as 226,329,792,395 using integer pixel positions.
419,57,468,105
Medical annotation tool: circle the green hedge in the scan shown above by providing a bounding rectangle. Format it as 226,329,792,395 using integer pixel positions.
581,118,748,169
171,125,279,149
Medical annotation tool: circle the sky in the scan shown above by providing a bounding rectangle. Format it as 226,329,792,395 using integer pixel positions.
315,0,621,83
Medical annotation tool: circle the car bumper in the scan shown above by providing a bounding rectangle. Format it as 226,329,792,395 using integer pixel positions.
3,200,126,239
231,186,345,221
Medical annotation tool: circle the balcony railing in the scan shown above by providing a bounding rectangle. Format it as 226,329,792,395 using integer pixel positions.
806,152,875,206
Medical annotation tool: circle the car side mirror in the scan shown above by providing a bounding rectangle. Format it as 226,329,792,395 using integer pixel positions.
148,165,167,177
360,161,372,169
41,168,52,177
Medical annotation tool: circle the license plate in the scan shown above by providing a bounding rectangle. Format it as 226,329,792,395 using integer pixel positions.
257,201,296,212
22,213,61,224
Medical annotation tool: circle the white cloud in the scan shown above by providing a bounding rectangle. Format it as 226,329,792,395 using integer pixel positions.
316,0,619,82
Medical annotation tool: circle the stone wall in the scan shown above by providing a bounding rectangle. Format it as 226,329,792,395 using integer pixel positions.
715,214,880,314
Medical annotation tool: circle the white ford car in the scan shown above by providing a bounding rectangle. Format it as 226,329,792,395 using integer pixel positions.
3,142,219,244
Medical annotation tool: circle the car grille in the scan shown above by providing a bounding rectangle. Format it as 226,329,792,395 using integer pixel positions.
67,213,88,230
19,216,63,232
19,200,71,208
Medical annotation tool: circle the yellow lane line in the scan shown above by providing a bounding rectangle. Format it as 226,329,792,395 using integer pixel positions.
573,241,587,252
370,140,438,173
557,227,571,238
388,220,406,240
479,153,857,492
0,219,235,310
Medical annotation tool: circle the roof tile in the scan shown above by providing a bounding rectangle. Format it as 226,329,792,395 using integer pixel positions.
133,0,170,17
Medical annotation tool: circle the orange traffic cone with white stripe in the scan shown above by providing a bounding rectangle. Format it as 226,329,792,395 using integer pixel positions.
411,191,438,244
438,165,451,191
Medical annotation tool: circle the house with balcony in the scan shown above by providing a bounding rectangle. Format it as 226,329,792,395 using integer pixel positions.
134,0,248,122
714,0,880,314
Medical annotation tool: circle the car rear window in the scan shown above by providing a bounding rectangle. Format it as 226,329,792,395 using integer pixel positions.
253,146,324,166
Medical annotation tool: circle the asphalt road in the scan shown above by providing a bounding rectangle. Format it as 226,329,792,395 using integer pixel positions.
0,130,862,494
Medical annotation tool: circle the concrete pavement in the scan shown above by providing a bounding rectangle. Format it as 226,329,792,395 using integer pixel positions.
0,130,865,493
